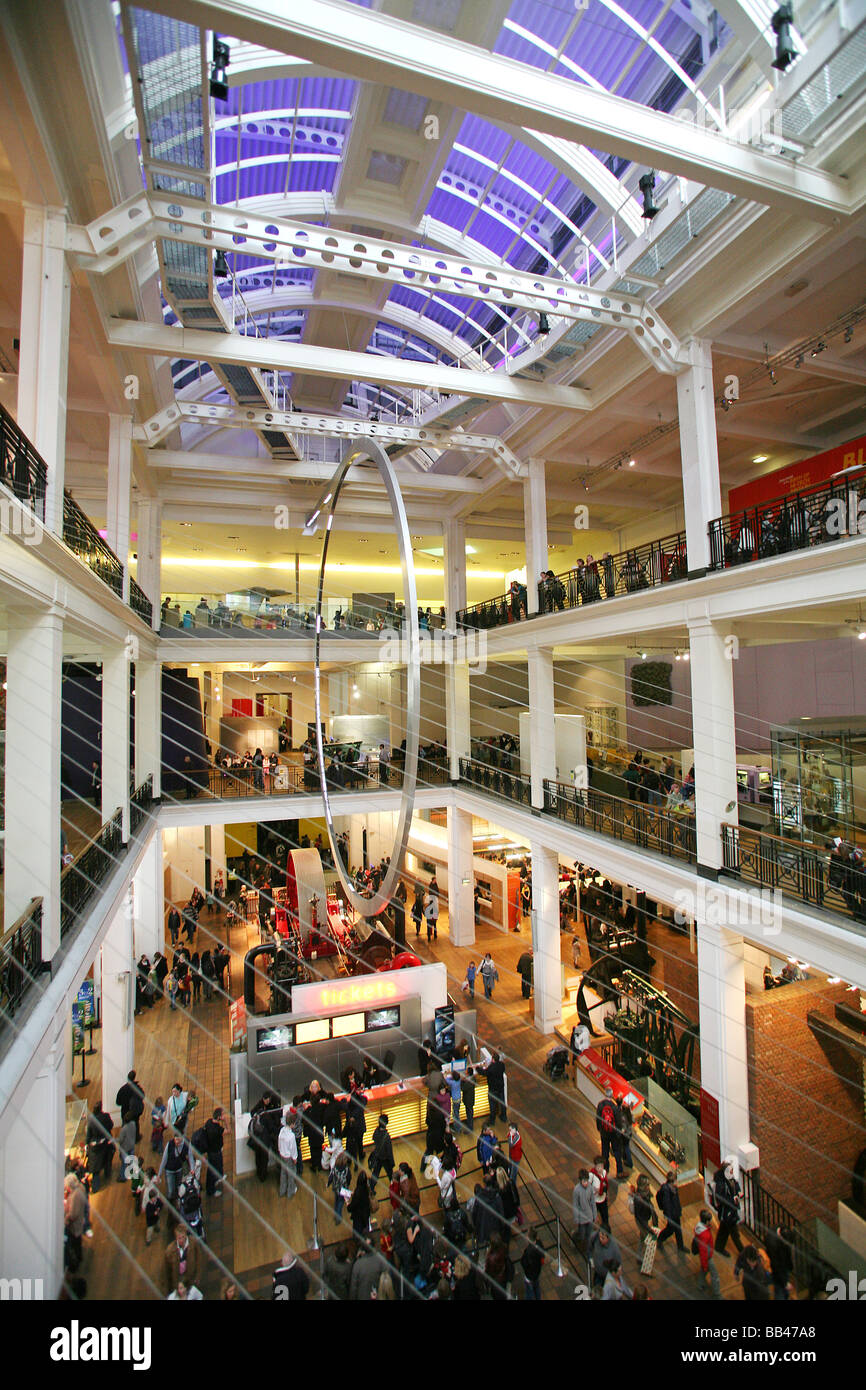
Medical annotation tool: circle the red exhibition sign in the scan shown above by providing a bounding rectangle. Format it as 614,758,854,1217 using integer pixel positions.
700,1088,721,1169
727,434,866,514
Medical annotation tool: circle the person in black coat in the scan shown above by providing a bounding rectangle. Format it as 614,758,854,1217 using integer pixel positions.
425,1098,447,1156
303,1084,329,1175
483,1052,507,1127
115,1070,145,1141
344,1092,367,1166
368,1114,395,1193
713,1161,745,1256
86,1101,114,1192
655,1170,684,1251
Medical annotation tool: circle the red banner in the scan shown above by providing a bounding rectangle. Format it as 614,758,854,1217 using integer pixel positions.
728,434,866,514
229,997,247,1047
700,1088,721,1170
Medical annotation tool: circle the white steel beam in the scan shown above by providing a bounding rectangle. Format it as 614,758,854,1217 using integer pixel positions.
133,400,525,476
70,192,682,372
140,0,852,220
103,319,594,412
145,449,493,491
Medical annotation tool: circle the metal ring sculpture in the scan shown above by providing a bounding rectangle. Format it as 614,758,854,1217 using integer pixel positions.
308,436,419,918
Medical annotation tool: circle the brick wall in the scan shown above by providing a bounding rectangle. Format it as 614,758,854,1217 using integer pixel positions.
648,919,701,1086
746,978,865,1225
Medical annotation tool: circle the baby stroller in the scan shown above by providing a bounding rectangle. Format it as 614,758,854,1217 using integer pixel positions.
544,1045,570,1082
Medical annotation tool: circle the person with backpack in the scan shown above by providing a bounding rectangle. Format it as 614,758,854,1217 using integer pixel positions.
177,1171,205,1242
692,1208,721,1298
368,1113,395,1194
596,1086,623,1176
656,1169,685,1252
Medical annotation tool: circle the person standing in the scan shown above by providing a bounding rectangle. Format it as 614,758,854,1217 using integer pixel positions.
447,1069,462,1127
516,949,533,999
167,904,181,947
348,1170,373,1242
479,952,499,999
391,880,407,947
713,1159,745,1257
368,1114,395,1194
158,1130,192,1205
656,1169,685,1252
692,1209,721,1298
377,744,389,784
632,1173,659,1262
167,1083,189,1134
595,1087,623,1177
572,1170,596,1255
506,1122,523,1182
464,960,477,1000
615,1096,634,1170
520,1228,545,1300
602,1258,634,1301
484,1051,507,1128
424,877,440,941
86,1101,114,1193
764,1224,795,1300
116,1070,145,1142
90,760,101,808
460,1066,476,1133
412,883,425,938
203,1108,226,1197
589,1154,610,1229
278,1108,299,1199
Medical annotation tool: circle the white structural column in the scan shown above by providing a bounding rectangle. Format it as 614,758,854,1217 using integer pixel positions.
530,841,562,1033
101,892,136,1115
136,499,162,631
696,921,752,1165
16,205,71,536
677,338,720,574
443,520,471,776
0,1024,66,1293
4,610,62,950
102,641,131,842
523,456,548,614
446,660,471,780
106,413,133,602
134,656,161,796
132,828,163,959
688,616,739,872
527,648,556,809
446,805,475,946
442,518,466,628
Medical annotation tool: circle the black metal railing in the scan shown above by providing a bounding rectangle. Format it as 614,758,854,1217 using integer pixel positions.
543,779,697,863
60,809,123,940
721,823,864,922
130,775,155,833
708,466,866,572
129,575,154,627
458,756,533,807
161,754,451,802
62,491,124,598
741,1170,842,1292
0,897,44,1027
0,400,47,522
457,530,688,630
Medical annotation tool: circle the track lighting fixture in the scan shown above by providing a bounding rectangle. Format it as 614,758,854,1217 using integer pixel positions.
214,249,229,279
210,36,230,101
771,5,797,72
844,325,854,344
638,171,659,220
537,312,550,336
811,339,826,357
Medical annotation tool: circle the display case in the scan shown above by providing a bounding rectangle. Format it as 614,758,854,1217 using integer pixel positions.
771,720,866,843
630,1077,699,1181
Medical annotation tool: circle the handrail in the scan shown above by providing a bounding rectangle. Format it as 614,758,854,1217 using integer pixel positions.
740,1169,842,1291
60,809,123,940
129,574,154,627
721,822,865,922
0,400,47,521
130,775,155,833
458,756,532,807
708,466,866,572
457,529,688,630
543,778,697,863
0,897,44,1027
62,491,124,598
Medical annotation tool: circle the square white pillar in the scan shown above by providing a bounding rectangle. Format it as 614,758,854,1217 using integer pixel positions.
696,921,751,1162
528,649,555,808
102,642,131,841
523,456,548,614
4,610,62,952
676,338,720,574
136,499,162,631
446,661,471,780
688,617,739,871
134,656,161,796
100,892,136,1115
530,842,562,1033
132,829,163,960
446,805,475,946
443,518,467,625
107,413,133,603
0,1028,66,1293
17,205,70,537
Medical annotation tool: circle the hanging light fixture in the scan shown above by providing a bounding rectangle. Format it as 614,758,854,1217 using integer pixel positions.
537,312,550,336
210,36,231,100
771,5,797,71
638,171,659,220
214,249,229,279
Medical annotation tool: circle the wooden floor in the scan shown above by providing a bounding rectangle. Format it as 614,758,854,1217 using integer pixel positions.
69,900,743,1302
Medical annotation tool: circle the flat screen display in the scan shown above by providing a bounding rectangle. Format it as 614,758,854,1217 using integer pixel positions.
332,1011,365,1039
365,1005,401,1032
295,1018,330,1045
256,1024,294,1053
449,1058,467,1075
434,1004,455,1058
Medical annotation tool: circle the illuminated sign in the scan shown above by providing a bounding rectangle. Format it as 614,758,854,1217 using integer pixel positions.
332,1011,365,1038
317,980,398,1009
296,1018,330,1045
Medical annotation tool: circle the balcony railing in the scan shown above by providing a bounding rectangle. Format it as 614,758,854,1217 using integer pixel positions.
543,780,697,862
456,530,688,630
62,492,124,598
741,1169,841,1291
0,897,44,1029
721,822,865,922
708,466,866,572
0,400,47,522
130,775,155,833
162,754,451,802
458,756,533,807
60,809,123,940
129,575,154,627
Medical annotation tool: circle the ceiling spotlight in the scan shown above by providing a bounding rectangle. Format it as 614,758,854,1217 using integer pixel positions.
628,458,636,467
675,653,681,662
683,652,689,662
641,651,647,660
370,409,380,423
210,36,231,101
767,366,777,385
844,325,854,344
214,249,229,279
752,455,769,464
811,339,826,357
794,353,804,367
638,171,659,220
858,628,866,641
721,396,731,412
537,312,550,336
771,4,797,72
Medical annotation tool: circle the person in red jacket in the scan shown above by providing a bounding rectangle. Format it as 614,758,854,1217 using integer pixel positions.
693,1208,721,1298
506,1123,523,1182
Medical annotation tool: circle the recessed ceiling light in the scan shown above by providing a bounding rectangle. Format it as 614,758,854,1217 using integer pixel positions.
629,458,636,467
180,522,192,528
358,538,368,543
752,455,769,464
227,534,239,539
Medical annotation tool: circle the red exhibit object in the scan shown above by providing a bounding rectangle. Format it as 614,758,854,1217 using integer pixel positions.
377,951,422,972
727,434,866,514
577,1047,645,1116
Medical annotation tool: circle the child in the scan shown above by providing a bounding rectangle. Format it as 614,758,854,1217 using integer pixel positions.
128,1156,144,1212
143,1170,163,1247
151,1098,167,1154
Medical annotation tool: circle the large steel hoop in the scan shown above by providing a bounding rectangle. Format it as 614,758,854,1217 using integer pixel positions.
309,436,420,918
